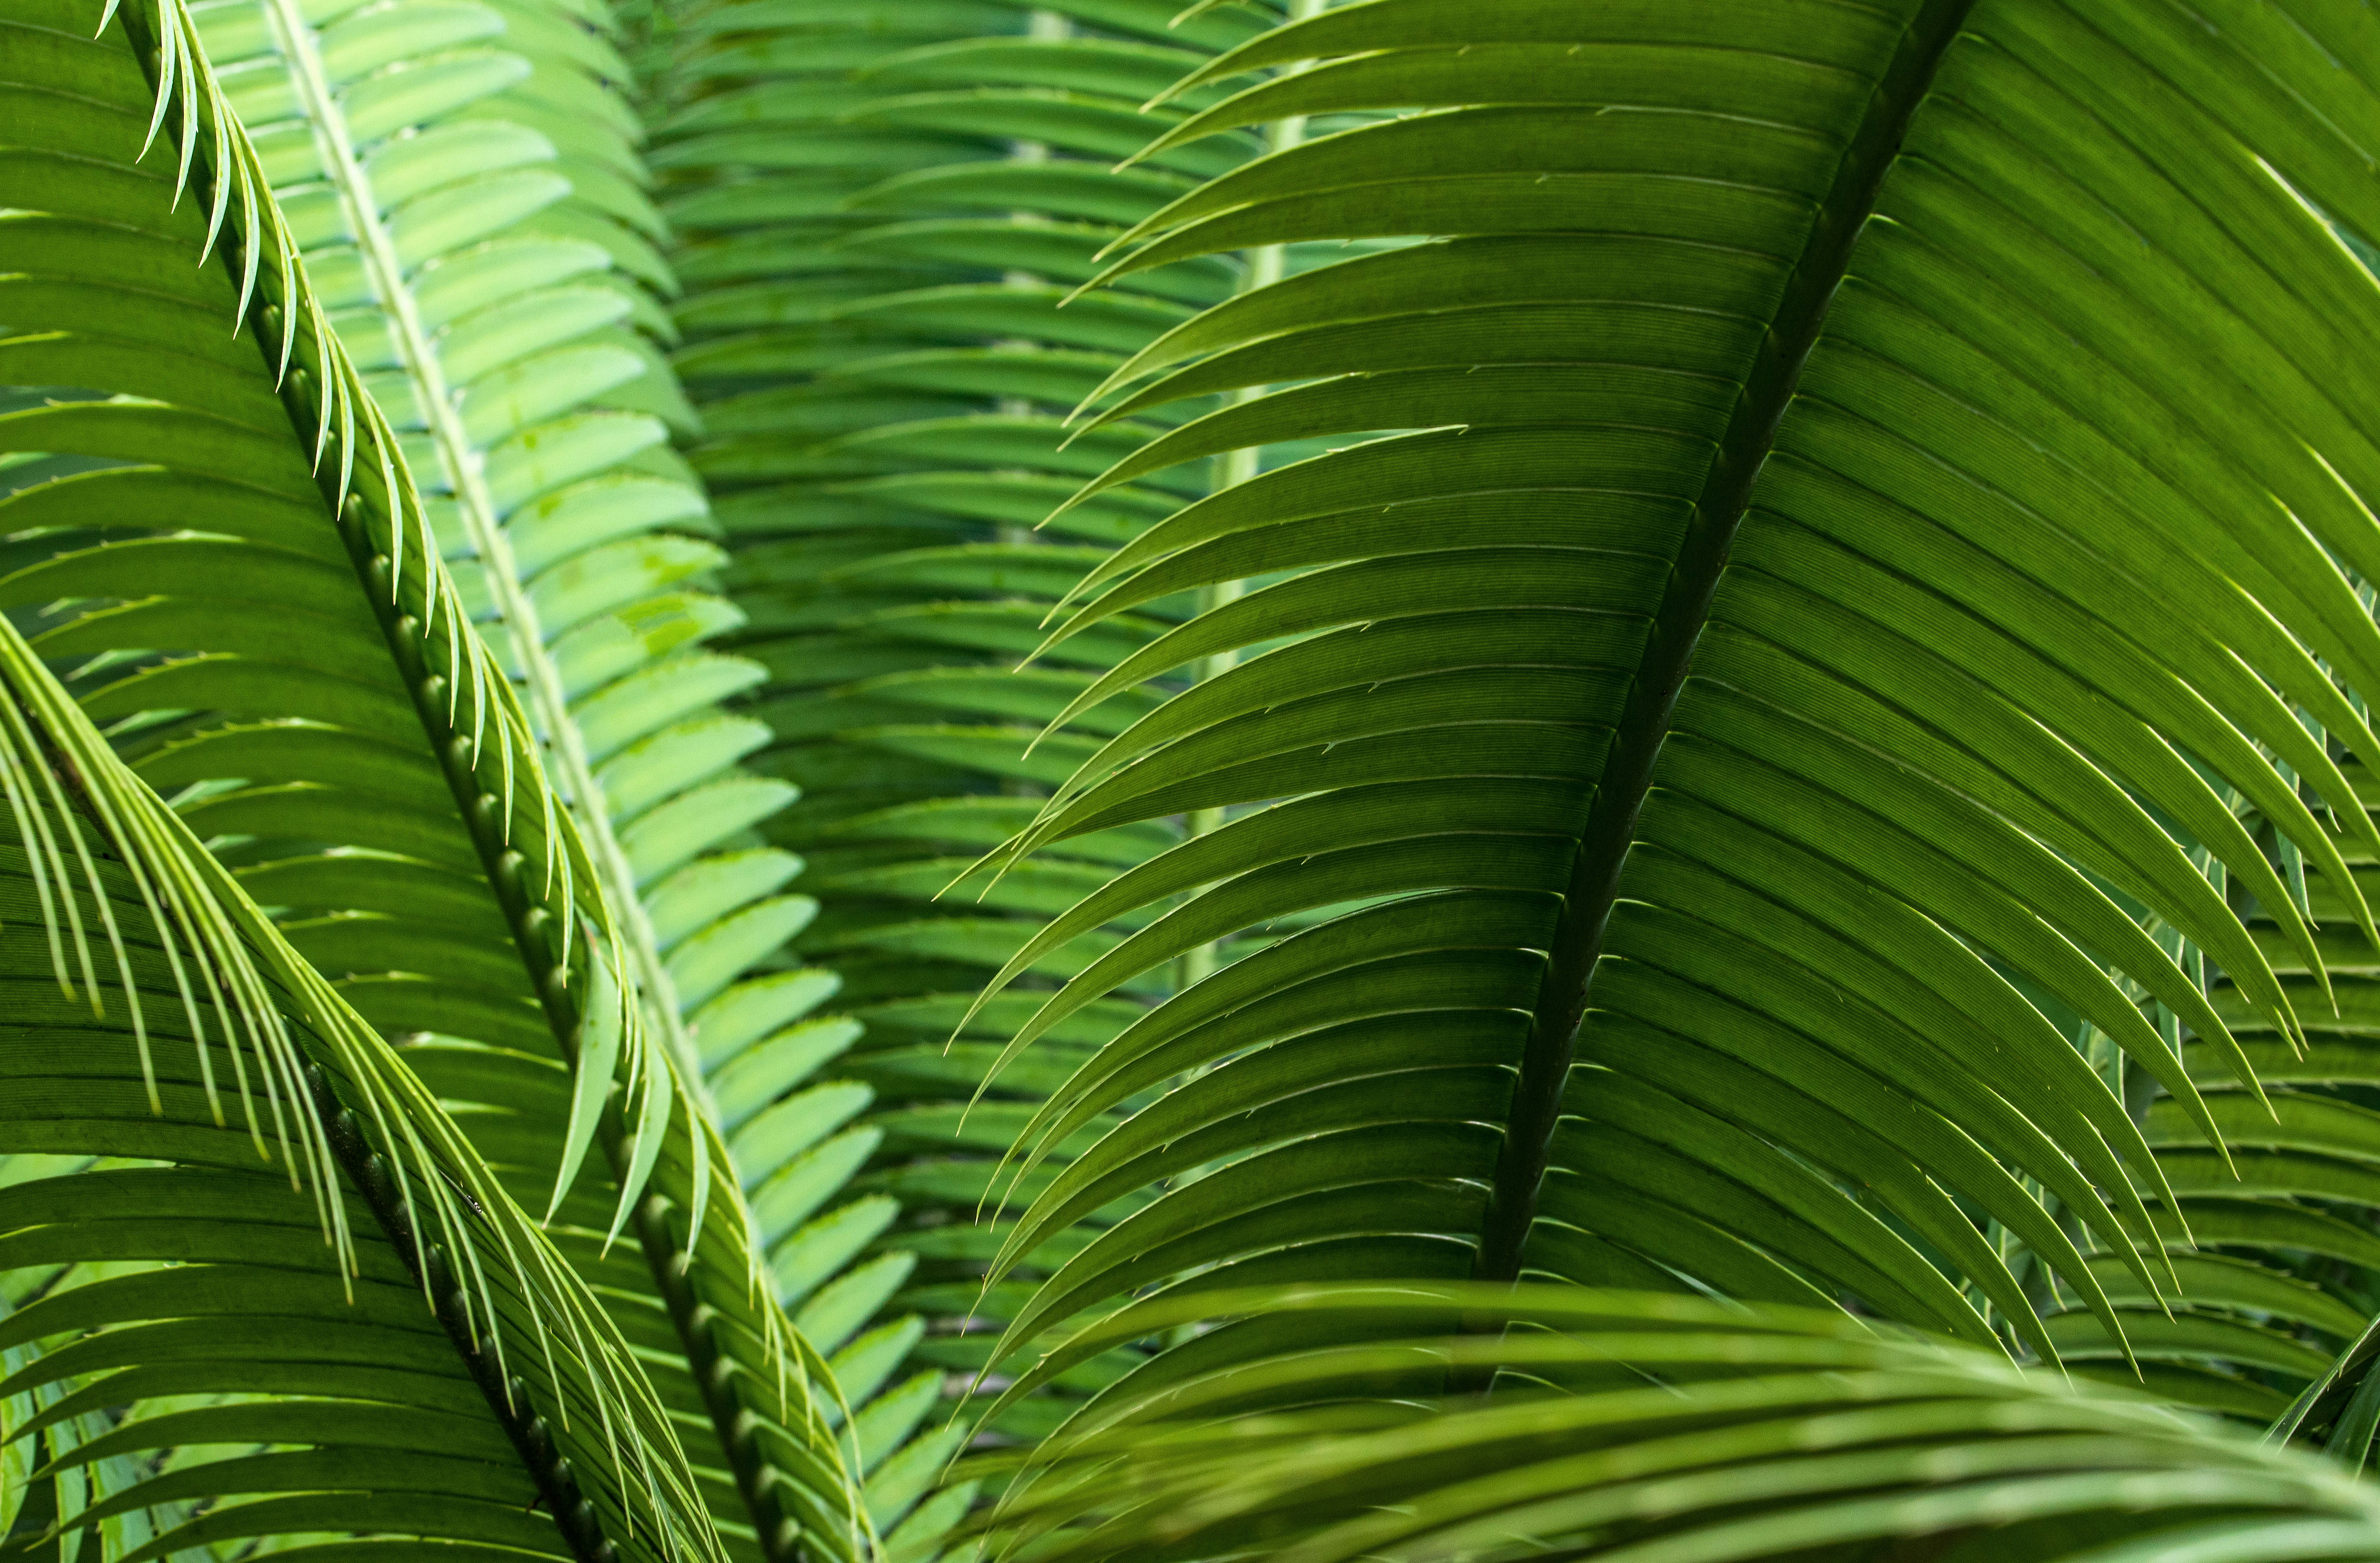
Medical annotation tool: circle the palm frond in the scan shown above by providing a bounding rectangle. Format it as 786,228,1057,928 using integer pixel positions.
978,1286,2380,1563
956,0,2380,1402
644,0,1301,1546
0,0,864,1549
191,0,757,1101
0,532,711,1559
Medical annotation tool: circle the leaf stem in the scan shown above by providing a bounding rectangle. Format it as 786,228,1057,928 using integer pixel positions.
258,0,708,1104
1470,0,1981,1284
305,1061,620,1563
342,547,816,1563
236,18,818,1532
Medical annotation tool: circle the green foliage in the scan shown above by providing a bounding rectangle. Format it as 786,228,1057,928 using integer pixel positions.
19,0,2380,1555
177,0,819,1114
644,0,1289,1529
981,1287,2380,1563
949,0,2380,1402
0,0,727,1553
0,0,859,1553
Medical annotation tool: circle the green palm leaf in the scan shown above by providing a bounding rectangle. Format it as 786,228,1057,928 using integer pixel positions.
0,0,863,1551
644,0,1293,1544
29,0,2380,1548
964,0,2380,1402
0,493,710,1558
183,0,785,1101
977,1286,2380,1563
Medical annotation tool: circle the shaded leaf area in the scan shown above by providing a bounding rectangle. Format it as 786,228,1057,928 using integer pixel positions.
0,0,861,1553
641,0,1289,1543
964,0,2380,1419
2140,800,2380,1433
976,1287,2380,1563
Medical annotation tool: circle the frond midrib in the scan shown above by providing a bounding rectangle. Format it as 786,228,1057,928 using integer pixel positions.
1473,0,1985,1283
162,0,831,1548
254,0,706,1101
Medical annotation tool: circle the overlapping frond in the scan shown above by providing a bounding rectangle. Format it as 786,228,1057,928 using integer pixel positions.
0,0,863,1551
642,0,1286,1546
0,452,710,1561
956,0,2380,1408
197,0,695,1077
978,1287,2380,1563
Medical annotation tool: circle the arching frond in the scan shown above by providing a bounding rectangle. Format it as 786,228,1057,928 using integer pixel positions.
0,536,710,1562
0,0,863,1548
967,0,2380,1410
980,1287,2380,1563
